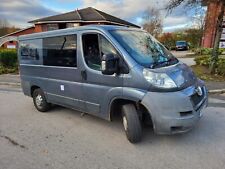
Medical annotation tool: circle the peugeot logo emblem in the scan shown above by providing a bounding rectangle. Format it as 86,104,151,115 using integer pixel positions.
196,86,203,96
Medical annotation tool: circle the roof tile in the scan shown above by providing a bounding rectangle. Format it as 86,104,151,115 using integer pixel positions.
29,7,140,28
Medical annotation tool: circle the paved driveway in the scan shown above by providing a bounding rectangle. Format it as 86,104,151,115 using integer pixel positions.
0,74,20,84
0,85,225,169
178,58,195,66
171,50,190,58
171,50,196,66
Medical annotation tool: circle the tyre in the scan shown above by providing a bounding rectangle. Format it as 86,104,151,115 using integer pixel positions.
121,104,142,143
32,88,51,112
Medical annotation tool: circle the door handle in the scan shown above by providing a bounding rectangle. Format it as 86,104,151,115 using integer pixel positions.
81,70,87,80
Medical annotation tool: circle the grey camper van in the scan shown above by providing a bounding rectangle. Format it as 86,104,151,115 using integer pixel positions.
18,25,208,143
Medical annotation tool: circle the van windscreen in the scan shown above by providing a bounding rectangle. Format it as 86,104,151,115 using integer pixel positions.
109,30,178,68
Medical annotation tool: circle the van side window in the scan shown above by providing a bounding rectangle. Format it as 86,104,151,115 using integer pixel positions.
99,35,118,56
82,34,101,70
43,35,77,67
82,34,119,71
20,40,40,60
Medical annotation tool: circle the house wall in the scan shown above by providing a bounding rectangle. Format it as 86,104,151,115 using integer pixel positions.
34,24,43,32
202,2,225,48
1,27,35,48
2,41,17,49
1,21,129,49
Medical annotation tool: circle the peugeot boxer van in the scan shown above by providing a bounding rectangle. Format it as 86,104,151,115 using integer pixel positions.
18,25,208,143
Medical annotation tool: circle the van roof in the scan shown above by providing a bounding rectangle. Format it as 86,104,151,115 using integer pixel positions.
18,25,141,41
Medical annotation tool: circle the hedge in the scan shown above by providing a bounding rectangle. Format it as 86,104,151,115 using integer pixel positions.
194,55,225,76
0,49,18,67
194,55,211,66
217,58,225,76
193,48,225,55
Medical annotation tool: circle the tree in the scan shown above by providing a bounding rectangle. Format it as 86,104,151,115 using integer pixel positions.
159,28,203,50
0,19,20,37
142,7,163,38
158,32,176,49
0,19,9,37
209,1,225,73
192,7,206,30
192,7,206,47
166,0,225,73
185,28,203,48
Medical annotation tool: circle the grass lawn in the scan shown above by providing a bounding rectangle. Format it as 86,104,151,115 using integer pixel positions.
191,65,225,82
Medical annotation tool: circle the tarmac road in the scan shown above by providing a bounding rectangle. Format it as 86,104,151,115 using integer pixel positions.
0,85,225,169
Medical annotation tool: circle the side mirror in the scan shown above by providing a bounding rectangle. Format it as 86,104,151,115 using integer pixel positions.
101,53,119,75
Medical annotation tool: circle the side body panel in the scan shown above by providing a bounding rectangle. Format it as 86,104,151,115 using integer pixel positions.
78,30,124,119
77,30,150,120
19,33,85,112
18,26,150,121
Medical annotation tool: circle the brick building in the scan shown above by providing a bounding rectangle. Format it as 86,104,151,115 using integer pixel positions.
0,7,140,48
202,1,225,48
0,26,35,48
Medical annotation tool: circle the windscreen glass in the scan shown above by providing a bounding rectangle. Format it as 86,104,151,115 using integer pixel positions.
110,30,178,68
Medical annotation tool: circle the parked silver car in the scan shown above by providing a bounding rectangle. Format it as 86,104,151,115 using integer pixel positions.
18,25,208,143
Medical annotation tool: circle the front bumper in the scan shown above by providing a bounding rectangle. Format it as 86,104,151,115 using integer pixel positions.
141,83,208,135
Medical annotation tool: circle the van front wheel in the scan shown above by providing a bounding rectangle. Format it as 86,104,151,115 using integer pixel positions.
122,104,142,143
33,88,51,112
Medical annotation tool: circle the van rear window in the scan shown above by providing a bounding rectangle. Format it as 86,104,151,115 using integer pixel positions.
43,35,77,67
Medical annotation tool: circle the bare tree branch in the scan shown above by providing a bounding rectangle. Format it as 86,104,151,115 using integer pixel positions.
166,0,225,73
142,7,163,38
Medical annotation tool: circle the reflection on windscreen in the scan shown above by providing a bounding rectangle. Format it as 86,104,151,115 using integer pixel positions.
110,30,178,68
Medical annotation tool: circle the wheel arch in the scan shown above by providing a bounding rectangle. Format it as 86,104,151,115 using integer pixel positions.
109,97,153,126
31,85,40,97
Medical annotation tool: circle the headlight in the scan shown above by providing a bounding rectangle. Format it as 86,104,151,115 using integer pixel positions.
143,69,177,89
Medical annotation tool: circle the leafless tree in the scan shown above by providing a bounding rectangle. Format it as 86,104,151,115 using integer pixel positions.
192,7,206,30
142,7,163,38
192,7,206,47
0,19,9,35
0,19,9,37
166,0,225,73
0,19,20,37
0,19,9,28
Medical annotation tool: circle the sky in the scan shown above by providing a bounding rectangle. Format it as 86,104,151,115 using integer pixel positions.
0,0,203,32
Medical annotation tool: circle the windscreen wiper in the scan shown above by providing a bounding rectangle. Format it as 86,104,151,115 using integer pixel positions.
151,60,170,68
151,57,178,69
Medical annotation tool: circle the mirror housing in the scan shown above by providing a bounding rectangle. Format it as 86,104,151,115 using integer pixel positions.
101,54,119,75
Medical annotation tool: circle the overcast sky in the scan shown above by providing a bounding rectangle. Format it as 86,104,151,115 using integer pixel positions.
0,0,201,32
